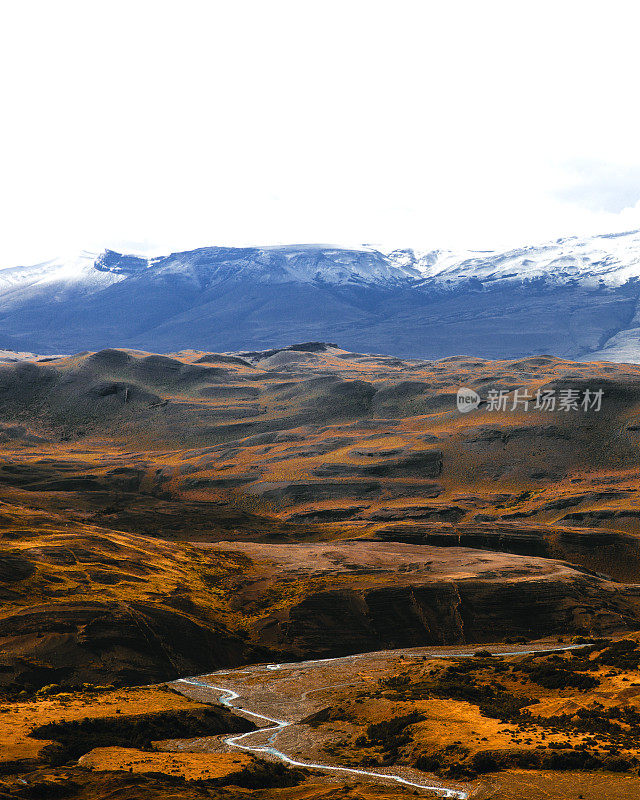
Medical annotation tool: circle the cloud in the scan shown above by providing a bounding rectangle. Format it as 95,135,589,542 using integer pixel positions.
2,2,640,264
556,160,640,214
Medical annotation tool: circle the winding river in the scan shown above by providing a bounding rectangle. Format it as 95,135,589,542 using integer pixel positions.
175,643,583,799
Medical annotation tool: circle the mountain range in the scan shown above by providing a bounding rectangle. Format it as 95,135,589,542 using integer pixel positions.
3,230,640,360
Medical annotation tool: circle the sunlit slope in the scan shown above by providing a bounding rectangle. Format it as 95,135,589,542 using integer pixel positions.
2,345,640,560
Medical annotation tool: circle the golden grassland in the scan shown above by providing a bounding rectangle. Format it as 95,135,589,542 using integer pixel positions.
0,685,211,762
78,748,253,781
295,638,640,797
4,347,640,541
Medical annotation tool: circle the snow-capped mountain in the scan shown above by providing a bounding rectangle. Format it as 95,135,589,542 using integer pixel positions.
387,229,640,288
0,251,125,291
3,232,640,361
92,244,423,287
0,251,125,313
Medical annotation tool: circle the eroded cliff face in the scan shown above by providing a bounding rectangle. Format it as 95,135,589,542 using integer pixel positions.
207,541,640,659
265,578,626,657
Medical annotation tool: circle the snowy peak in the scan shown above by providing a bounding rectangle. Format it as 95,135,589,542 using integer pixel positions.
5,231,640,295
94,250,150,275
92,244,422,287
0,250,126,311
0,251,105,289
385,229,640,288
88,230,640,289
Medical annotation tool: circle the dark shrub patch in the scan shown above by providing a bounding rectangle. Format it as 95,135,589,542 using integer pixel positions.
471,751,498,773
356,712,424,762
17,782,80,799
221,759,307,788
597,640,640,670
523,664,599,690
32,708,254,765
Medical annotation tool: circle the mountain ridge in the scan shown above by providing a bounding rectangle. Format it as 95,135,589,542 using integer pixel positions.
2,231,640,360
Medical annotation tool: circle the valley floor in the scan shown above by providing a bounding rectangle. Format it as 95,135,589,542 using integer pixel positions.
2,639,640,800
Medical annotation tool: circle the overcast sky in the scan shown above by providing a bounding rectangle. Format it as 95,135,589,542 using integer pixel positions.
1,1,640,265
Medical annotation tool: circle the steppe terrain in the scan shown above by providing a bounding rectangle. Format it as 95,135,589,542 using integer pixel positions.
1,342,640,798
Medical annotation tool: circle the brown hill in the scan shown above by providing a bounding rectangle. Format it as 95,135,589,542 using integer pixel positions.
2,345,640,689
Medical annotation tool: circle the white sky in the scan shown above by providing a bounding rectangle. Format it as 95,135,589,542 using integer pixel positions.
1,0,640,266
